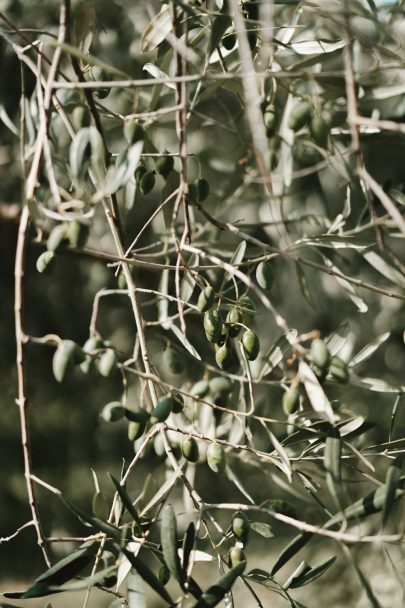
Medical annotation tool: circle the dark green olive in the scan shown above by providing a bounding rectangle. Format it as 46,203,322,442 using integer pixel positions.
310,115,329,148
310,339,330,371
140,171,155,195
222,28,236,50
182,436,199,462
155,155,174,178
288,101,312,132
263,105,277,137
215,342,236,371
256,260,274,290
328,356,349,384
197,178,209,202
203,309,223,343
123,121,144,144
282,387,300,415
232,511,250,543
151,397,173,422
162,347,184,374
135,163,147,185
242,330,260,361
226,308,243,338
125,406,149,425
52,340,84,382
171,393,184,414
197,285,215,313
207,442,226,474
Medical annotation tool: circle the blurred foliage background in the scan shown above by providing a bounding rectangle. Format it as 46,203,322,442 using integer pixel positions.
0,0,404,606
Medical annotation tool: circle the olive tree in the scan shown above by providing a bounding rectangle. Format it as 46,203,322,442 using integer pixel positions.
1,0,404,607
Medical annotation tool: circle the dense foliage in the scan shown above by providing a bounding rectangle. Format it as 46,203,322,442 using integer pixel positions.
0,1,404,607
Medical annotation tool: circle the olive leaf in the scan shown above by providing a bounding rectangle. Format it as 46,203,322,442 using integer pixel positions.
285,556,336,589
324,428,344,510
160,504,186,587
271,532,313,576
382,455,403,526
121,547,174,606
110,475,142,528
141,4,172,53
192,562,246,608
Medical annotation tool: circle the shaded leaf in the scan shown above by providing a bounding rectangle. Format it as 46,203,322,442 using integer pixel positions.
287,556,336,589
250,522,273,538
382,455,403,526
110,475,142,527
260,330,297,378
271,532,313,576
193,563,245,608
122,548,174,605
182,522,196,573
62,497,121,540
160,504,185,587
299,360,337,424
170,323,201,360
324,428,344,510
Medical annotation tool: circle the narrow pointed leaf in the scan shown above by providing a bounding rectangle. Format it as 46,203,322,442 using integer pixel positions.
287,556,336,589
382,455,403,525
324,428,344,510
62,497,121,540
193,563,245,608
110,475,142,527
161,504,185,587
271,532,313,576
182,522,195,573
122,548,174,605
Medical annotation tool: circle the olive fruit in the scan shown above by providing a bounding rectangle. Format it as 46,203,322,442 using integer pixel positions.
229,546,246,569
328,356,349,384
36,251,56,274
123,121,144,144
140,171,155,195
151,397,173,422
155,155,174,178
101,401,125,422
288,101,312,132
128,419,147,441
188,178,209,203
226,308,243,338
242,330,260,361
203,309,223,343
182,436,199,462
67,220,90,248
238,296,255,326
207,442,226,474
256,260,274,291
83,336,104,353
215,342,236,371
72,105,91,130
53,340,84,382
310,339,330,371
310,115,329,149
282,387,300,415
171,393,184,414
158,565,171,586
92,491,110,520
162,347,184,375
125,406,150,424
232,511,250,543
92,68,110,99
197,285,215,313
47,224,68,252
190,379,210,399
135,163,147,185
98,348,117,377
222,27,236,50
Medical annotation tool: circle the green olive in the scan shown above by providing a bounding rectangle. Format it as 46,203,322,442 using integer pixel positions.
101,401,125,422
140,171,155,195
310,339,330,371
190,379,210,398
47,224,68,252
72,105,91,130
127,419,147,441
151,397,173,422
215,342,236,371
310,115,329,148
155,155,174,178
207,442,226,474
135,163,147,185
256,260,274,291
328,356,349,384
288,101,312,132
98,348,117,377
158,564,171,585
197,286,215,313
124,406,149,424
182,436,199,462
203,309,223,343
222,27,236,50
242,330,260,361
232,511,250,543
226,308,243,338
282,387,300,415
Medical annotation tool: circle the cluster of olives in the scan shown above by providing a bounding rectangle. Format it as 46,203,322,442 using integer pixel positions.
310,338,349,384
52,336,117,383
229,511,249,569
36,219,90,274
288,101,331,149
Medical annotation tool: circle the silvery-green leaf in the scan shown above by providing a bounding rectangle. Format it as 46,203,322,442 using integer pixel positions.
349,332,390,368
141,5,172,53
